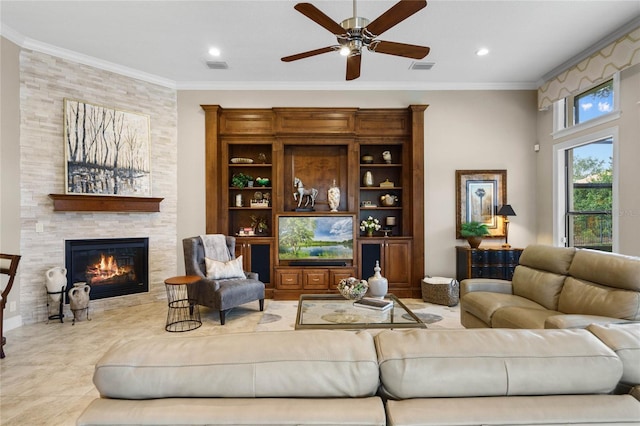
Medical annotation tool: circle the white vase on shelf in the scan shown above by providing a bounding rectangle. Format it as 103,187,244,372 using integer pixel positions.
363,171,374,187
327,179,340,212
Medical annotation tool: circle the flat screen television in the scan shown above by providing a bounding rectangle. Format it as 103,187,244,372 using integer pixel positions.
278,215,354,264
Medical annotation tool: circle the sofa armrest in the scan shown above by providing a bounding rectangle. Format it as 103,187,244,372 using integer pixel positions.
460,278,513,297
545,315,631,329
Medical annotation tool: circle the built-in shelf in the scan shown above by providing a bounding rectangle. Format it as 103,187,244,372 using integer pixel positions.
49,194,164,212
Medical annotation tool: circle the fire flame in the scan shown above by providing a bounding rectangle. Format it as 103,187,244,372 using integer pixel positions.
86,254,134,285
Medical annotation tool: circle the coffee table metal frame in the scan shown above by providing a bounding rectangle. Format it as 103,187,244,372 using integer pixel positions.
295,293,426,330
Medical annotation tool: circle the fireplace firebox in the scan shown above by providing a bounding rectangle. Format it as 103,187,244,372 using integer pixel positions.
65,238,149,301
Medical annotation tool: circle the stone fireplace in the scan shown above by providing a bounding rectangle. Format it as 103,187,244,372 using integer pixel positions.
64,238,149,301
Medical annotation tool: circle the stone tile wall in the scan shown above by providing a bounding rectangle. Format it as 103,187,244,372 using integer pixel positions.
19,49,177,324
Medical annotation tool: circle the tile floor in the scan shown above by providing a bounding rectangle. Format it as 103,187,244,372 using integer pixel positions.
0,298,460,425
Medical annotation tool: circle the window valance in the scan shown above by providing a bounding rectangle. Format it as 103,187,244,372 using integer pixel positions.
538,26,640,110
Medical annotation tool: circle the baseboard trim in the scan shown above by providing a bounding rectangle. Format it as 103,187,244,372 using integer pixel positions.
3,315,23,332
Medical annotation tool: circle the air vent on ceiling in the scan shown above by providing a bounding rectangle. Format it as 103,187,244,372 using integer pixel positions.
206,61,229,70
410,62,435,70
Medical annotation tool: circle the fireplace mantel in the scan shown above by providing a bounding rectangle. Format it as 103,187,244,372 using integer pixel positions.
49,194,163,212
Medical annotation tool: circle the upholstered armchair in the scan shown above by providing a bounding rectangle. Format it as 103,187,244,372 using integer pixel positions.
182,236,264,325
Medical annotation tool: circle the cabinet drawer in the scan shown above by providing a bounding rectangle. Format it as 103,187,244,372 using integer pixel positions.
330,268,357,287
276,270,302,289
303,269,329,290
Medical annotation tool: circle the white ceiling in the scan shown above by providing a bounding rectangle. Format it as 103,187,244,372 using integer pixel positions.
2,1,639,90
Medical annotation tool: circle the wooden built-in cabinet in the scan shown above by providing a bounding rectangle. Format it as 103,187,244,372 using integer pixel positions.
360,237,413,297
202,105,427,299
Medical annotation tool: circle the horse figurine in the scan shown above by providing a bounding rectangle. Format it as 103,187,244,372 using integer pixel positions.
293,177,318,208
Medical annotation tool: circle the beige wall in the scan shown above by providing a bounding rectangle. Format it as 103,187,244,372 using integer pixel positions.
535,64,640,256
1,37,22,324
176,90,538,278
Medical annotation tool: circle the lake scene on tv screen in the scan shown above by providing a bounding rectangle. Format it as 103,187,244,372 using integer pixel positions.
278,216,353,260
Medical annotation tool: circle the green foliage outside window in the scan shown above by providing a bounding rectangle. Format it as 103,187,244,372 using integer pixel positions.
571,151,612,250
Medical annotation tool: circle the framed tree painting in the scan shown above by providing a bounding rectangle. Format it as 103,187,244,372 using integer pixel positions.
63,98,151,196
456,170,507,238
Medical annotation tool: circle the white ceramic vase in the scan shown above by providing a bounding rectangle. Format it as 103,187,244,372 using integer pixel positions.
69,282,91,321
45,267,67,302
363,171,374,187
327,179,340,212
367,261,388,299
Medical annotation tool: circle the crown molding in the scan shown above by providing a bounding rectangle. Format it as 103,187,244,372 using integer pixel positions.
537,15,640,87
175,81,537,91
1,24,176,89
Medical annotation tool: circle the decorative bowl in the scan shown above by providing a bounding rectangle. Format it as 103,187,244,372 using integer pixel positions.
337,277,369,300
231,157,254,164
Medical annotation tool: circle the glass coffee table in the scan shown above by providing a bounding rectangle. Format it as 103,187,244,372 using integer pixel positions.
295,294,426,330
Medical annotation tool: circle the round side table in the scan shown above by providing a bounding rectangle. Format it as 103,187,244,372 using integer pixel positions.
164,275,202,332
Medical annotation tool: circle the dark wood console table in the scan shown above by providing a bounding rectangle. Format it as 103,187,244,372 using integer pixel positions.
456,246,523,281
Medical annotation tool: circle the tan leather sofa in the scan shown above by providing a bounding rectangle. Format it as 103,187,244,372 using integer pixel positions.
460,244,640,329
77,327,640,426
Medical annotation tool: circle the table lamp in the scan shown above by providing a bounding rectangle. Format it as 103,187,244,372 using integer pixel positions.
497,204,516,248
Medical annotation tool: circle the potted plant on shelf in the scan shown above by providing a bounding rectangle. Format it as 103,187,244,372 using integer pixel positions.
231,172,253,189
360,216,381,237
460,221,490,248
250,214,268,234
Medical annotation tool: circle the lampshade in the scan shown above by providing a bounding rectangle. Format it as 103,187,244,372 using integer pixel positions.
497,204,516,216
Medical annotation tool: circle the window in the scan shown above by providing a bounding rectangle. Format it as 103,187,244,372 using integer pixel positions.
552,73,620,137
565,138,613,251
553,128,618,252
573,80,614,124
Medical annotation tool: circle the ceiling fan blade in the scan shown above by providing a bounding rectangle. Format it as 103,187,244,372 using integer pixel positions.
281,46,337,62
346,54,362,81
365,0,427,37
294,3,346,35
369,40,430,59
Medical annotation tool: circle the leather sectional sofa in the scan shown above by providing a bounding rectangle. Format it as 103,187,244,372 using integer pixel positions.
77,326,640,425
460,244,640,329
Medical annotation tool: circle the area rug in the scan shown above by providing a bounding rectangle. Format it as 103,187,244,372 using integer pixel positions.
254,298,462,332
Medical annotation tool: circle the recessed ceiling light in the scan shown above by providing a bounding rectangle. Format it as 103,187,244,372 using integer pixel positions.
476,48,490,56
208,47,221,57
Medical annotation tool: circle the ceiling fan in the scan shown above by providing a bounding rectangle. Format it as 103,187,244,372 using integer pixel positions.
281,0,430,81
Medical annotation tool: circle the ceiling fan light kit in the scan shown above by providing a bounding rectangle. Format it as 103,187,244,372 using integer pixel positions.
282,0,431,80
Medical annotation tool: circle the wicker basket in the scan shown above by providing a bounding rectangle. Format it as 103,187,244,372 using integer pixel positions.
421,277,459,307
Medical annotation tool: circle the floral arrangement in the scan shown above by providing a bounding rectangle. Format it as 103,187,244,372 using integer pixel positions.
360,216,381,233
337,277,369,300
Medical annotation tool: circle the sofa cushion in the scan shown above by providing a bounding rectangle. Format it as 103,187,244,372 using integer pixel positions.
462,292,546,325
385,395,640,426
518,244,576,275
558,276,640,321
78,397,387,426
588,323,640,386
545,314,631,329
375,329,622,399
569,249,640,291
93,330,380,399
491,306,563,329
511,265,566,310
